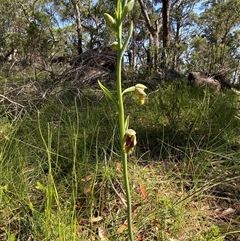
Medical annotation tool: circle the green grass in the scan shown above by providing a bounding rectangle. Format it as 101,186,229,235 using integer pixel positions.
1,82,240,240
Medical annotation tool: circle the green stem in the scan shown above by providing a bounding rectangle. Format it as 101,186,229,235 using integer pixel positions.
116,11,134,241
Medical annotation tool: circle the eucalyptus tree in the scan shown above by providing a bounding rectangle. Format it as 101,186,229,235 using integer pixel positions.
137,0,162,70
161,0,171,74
169,0,198,71
0,0,67,66
70,0,84,54
126,2,144,70
188,0,240,80
0,0,23,61
135,0,200,75
81,0,116,48
21,0,57,63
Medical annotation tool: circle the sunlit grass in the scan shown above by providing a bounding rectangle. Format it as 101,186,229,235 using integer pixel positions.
0,83,240,240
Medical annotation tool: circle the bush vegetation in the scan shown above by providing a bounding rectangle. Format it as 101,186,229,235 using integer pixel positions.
1,77,240,240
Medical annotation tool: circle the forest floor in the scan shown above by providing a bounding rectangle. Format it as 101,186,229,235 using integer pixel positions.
0,68,240,240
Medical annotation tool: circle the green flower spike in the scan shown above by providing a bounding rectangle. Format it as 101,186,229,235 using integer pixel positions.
123,129,137,155
135,84,147,105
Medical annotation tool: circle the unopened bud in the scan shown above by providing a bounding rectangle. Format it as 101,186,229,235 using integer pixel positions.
111,42,121,51
104,13,115,26
125,0,135,13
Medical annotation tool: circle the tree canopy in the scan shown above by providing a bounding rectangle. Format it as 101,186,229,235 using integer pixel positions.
0,0,239,82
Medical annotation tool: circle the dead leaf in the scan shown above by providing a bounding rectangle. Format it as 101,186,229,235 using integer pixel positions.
139,183,148,199
78,218,88,225
91,216,103,223
78,216,103,225
117,223,128,233
83,186,91,194
117,221,138,234
116,162,122,172
135,234,144,241
98,227,109,241
222,208,235,216
81,174,92,182
214,208,222,215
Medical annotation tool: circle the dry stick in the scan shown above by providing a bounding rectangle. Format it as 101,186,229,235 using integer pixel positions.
0,94,24,107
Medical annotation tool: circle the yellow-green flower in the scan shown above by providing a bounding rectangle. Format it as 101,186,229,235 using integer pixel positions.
135,84,147,105
110,42,122,51
123,129,137,155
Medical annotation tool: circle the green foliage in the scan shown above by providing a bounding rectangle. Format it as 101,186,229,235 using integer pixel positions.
1,0,240,239
1,82,240,239
187,0,240,74
0,90,117,240
0,0,238,79
125,82,240,160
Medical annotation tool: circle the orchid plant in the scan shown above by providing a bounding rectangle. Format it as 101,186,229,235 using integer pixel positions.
98,0,147,239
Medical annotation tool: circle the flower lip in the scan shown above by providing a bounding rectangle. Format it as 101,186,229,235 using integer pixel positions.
123,129,137,155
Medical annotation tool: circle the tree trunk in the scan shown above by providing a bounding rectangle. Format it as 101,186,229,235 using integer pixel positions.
172,18,180,70
162,0,171,48
137,0,161,71
71,0,83,55
161,0,171,79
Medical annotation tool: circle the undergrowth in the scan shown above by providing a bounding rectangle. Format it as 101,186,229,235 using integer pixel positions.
1,83,240,240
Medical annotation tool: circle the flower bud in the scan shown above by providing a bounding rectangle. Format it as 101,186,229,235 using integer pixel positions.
135,84,147,105
122,0,135,21
125,0,135,13
104,13,118,32
104,13,115,26
111,42,120,51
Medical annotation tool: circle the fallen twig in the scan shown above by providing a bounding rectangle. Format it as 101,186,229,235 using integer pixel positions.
0,94,24,107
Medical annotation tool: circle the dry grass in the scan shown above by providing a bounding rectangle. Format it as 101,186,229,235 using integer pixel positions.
1,82,240,240
72,158,240,240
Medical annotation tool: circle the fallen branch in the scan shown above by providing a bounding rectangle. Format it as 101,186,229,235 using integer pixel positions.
0,94,24,108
